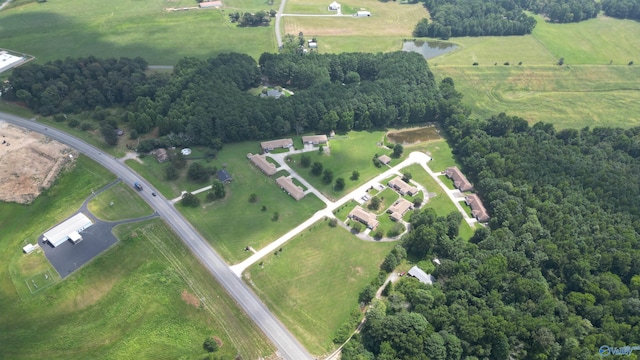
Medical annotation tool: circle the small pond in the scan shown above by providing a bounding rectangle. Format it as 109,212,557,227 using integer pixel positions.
387,126,441,144
402,40,457,59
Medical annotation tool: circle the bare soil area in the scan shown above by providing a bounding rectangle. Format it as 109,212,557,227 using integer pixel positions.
0,121,77,204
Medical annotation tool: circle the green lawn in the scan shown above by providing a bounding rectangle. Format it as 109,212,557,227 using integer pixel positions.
177,142,326,263
0,0,277,64
371,187,399,215
87,182,154,221
246,220,396,355
315,36,406,54
404,164,475,240
422,139,457,172
0,155,273,359
288,131,396,200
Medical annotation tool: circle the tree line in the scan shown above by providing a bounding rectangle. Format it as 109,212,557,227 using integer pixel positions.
601,0,640,20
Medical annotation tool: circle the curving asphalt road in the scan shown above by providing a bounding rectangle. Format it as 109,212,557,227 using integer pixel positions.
0,112,312,360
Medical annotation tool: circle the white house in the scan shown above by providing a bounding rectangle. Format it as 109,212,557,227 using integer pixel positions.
328,1,340,10
354,10,371,17
42,213,93,247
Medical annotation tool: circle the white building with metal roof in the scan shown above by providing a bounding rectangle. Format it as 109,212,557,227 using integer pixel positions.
408,266,434,285
42,213,93,247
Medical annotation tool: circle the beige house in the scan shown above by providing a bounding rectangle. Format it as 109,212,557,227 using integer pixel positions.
155,148,168,163
248,153,277,176
388,176,418,196
260,138,293,152
445,167,473,192
276,176,305,200
388,198,413,221
378,155,392,165
302,135,328,145
465,194,490,222
349,206,379,230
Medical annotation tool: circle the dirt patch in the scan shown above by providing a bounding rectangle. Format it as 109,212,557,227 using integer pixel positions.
0,121,77,204
181,289,200,308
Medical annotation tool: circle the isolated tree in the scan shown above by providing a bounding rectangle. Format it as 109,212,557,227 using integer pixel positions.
335,177,345,190
402,172,412,183
171,152,187,169
351,222,363,233
369,197,381,211
272,212,280,221
211,179,226,199
181,192,200,207
300,154,311,168
312,161,323,176
206,191,217,202
165,164,179,181
249,193,257,203
203,337,219,352
187,162,209,182
393,143,404,157
351,170,360,181
323,169,334,184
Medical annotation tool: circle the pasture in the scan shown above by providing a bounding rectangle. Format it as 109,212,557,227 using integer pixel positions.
246,220,396,355
0,155,273,359
0,0,276,64
87,182,154,221
176,141,326,263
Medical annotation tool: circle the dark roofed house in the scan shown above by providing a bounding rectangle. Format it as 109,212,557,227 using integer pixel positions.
217,169,232,184
378,154,392,165
445,167,473,192
155,148,168,163
465,194,490,222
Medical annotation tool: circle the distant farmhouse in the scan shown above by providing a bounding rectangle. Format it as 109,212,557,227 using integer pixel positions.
465,194,490,222
388,198,413,222
302,135,328,145
261,138,293,152
388,176,418,196
349,205,379,230
248,153,277,175
328,1,340,10
42,213,93,248
408,266,434,285
276,176,305,200
445,166,473,192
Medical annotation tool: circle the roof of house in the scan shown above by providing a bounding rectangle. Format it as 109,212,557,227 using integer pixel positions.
302,135,328,144
217,169,232,183
388,198,413,221
260,138,293,150
276,176,305,200
445,167,473,192
465,194,490,222
155,148,168,162
199,1,222,7
249,154,277,175
260,89,284,99
408,266,434,285
349,206,379,229
378,154,392,165
388,176,418,195
42,213,93,247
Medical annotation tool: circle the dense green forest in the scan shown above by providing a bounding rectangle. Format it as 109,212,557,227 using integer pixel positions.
602,0,640,20
413,0,600,38
5,52,464,149
345,113,640,359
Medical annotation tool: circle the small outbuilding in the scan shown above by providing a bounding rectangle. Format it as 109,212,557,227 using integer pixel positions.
328,1,340,10
354,10,371,17
408,266,434,285
217,169,233,183
23,243,38,254
378,154,392,165
308,40,318,49
155,148,169,163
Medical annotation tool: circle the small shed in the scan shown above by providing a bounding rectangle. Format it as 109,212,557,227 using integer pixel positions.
408,266,434,285
23,243,37,254
217,169,233,183
354,10,371,17
328,1,340,10
378,154,392,165
308,41,318,49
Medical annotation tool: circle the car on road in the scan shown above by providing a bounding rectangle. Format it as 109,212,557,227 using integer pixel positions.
152,192,157,197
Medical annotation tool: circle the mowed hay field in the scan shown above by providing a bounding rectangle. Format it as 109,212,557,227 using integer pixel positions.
283,0,427,37
0,156,273,359
430,15,640,128
246,221,396,355
0,0,277,64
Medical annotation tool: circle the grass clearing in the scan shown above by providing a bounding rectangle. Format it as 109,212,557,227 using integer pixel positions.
0,0,277,64
422,139,457,172
315,36,406,53
177,142,326,263
87,182,154,221
288,131,394,200
246,220,396,355
432,65,640,129
0,154,272,359
371,187,399,215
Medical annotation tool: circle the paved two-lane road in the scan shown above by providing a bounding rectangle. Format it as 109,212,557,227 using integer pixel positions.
0,112,312,360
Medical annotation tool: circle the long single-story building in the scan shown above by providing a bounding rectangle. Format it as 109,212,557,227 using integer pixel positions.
248,153,277,176
408,266,434,285
0,51,25,74
378,154,392,165
465,194,490,222
260,138,293,152
199,0,222,8
445,167,473,192
42,213,93,248
349,206,379,230
388,198,413,221
388,176,419,196
276,176,305,200
302,135,328,145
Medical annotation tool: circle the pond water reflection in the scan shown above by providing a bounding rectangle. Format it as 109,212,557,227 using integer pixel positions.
402,40,457,59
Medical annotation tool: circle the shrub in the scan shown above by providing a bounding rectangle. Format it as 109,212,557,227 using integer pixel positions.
351,170,360,180
203,337,219,352
53,114,66,122
351,222,363,233
80,122,94,131
249,193,257,203
328,218,337,227
68,119,79,128
181,192,200,207
472,62,479,66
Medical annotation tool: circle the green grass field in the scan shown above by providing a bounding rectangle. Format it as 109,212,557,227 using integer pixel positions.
176,142,326,263
0,156,273,359
87,182,154,221
0,0,277,64
288,131,396,200
246,220,396,355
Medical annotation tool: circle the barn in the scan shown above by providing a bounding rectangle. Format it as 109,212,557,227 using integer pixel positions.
42,213,93,247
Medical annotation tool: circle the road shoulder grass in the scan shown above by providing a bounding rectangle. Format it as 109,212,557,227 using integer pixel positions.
87,182,154,221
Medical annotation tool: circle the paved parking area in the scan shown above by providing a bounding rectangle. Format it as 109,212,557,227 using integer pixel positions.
40,221,118,278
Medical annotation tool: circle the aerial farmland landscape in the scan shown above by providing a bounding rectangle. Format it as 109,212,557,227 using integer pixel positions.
1,0,640,358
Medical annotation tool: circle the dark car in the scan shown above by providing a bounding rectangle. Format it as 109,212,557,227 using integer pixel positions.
152,192,157,197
